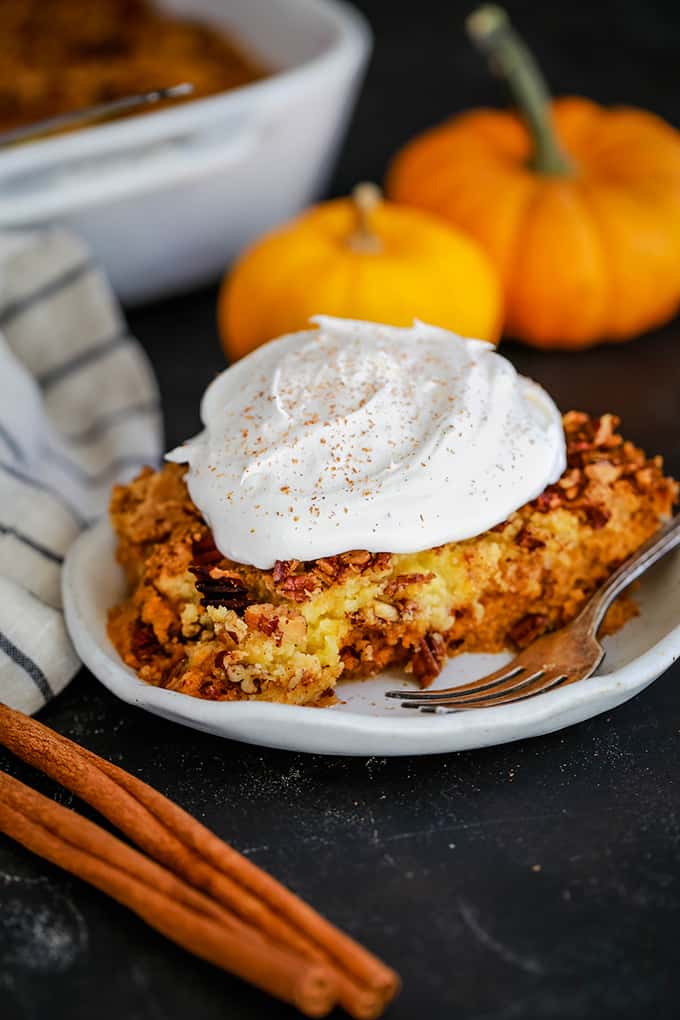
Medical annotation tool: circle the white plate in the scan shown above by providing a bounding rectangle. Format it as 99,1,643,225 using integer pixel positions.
63,519,680,757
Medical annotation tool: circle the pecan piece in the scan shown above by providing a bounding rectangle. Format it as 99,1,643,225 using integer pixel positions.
534,487,562,513
244,605,279,638
277,572,319,602
162,655,188,691
273,559,300,583
314,557,340,578
130,623,161,663
558,467,583,491
191,533,222,566
593,414,621,448
411,633,446,688
271,559,319,601
583,504,611,530
373,600,399,622
384,573,434,598
189,537,250,611
244,604,307,644
508,613,549,647
214,649,229,671
515,527,545,551
584,461,621,485
199,679,224,700
343,550,372,568
192,571,250,610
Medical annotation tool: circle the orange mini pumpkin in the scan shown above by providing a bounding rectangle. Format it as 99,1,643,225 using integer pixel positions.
219,184,502,361
387,5,680,349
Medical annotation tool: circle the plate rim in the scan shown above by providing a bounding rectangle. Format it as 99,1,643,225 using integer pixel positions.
63,518,680,756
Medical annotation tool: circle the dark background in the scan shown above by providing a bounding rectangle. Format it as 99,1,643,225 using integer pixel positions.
2,2,680,1019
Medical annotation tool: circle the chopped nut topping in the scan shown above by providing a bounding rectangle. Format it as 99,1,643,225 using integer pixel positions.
534,488,563,513
314,559,338,577
244,603,307,645
276,572,320,602
162,656,188,691
273,559,301,584
585,461,621,485
207,607,248,645
583,504,611,530
411,633,446,688
272,549,392,600
558,468,583,491
384,573,435,598
593,414,621,448
373,600,399,622
344,550,372,566
189,536,250,611
199,679,223,700
514,527,545,551
130,622,160,662
532,413,674,530
180,603,201,638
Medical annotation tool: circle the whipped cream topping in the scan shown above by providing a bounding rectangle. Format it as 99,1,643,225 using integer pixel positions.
167,317,566,569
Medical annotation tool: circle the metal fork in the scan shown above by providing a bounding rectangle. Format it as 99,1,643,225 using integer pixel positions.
386,514,680,712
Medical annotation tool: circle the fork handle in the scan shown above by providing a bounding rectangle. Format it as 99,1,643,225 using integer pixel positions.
579,514,680,634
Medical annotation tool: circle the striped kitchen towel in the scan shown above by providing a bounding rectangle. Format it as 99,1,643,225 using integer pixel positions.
0,228,163,714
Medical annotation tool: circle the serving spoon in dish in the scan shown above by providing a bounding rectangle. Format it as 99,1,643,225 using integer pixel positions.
0,83,193,149
387,514,680,712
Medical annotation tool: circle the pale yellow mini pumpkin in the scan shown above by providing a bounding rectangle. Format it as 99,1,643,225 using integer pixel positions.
219,184,502,360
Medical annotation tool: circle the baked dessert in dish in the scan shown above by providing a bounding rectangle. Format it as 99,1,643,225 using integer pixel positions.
0,0,266,136
108,318,678,707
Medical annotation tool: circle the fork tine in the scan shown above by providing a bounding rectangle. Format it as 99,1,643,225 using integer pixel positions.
393,665,546,705
415,669,569,712
406,668,548,707
386,663,525,702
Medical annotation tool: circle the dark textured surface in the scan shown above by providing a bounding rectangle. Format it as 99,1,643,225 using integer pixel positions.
2,2,680,1018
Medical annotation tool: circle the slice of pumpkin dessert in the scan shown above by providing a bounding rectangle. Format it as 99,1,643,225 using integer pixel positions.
108,318,677,705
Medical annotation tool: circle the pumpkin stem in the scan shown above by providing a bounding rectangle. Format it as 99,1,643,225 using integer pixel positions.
466,5,573,176
348,182,383,253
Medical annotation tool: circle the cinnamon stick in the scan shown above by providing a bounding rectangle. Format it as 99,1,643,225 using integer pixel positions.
0,704,400,1017
0,770,336,1017
0,705,310,950
0,769,238,930
86,749,399,997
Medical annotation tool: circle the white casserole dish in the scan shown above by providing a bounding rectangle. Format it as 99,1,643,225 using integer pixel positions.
0,0,371,304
